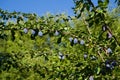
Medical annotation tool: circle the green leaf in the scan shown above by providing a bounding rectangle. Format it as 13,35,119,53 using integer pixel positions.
97,67,101,74
104,0,109,6
57,37,62,44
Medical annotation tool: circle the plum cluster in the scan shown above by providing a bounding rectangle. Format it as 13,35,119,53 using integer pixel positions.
69,37,85,46
23,28,60,37
102,24,113,39
58,52,65,60
105,60,117,70
23,28,43,37
100,59,118,75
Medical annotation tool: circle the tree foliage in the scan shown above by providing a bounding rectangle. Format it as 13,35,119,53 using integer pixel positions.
0,0,120,80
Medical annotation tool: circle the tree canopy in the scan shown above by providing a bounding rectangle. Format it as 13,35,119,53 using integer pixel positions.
0,0,120,80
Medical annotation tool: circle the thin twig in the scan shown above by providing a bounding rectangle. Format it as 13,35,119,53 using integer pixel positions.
98,51,105,62
107,26,120,46
103,47,109,57
82,13,91,35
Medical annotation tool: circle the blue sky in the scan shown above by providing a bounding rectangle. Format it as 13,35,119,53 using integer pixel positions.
0,0,74,16
0,0,116,16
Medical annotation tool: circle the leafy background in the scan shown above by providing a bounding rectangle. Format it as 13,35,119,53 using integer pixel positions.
0,0,120,80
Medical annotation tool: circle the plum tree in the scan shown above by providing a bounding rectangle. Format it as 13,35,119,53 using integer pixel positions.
0,0,120,80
